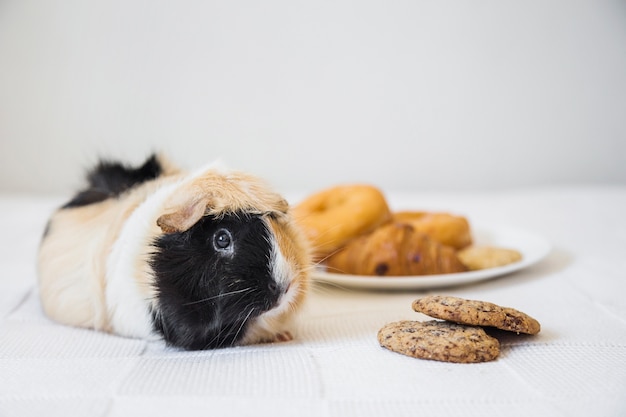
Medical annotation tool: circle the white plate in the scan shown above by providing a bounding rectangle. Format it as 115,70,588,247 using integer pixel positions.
311,225,551,290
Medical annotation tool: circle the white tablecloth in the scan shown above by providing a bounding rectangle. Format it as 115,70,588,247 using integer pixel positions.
1,186,625,417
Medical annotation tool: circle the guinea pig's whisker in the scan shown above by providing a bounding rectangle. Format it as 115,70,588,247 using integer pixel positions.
202,306,255,349
315,244,348,265
182,287,254,306
232,307,256,343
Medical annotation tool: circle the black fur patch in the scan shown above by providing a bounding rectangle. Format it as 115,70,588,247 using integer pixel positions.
150,213,283,350
63,154,163,208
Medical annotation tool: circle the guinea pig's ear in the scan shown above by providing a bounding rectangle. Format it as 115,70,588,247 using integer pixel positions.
156,194,211,234
156,166,290,233
274,197,289,215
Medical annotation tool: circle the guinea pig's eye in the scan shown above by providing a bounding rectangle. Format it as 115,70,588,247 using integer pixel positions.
213,229,233,251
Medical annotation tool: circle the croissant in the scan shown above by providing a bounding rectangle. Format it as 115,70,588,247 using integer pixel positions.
392,211,473,250
325,223,468,276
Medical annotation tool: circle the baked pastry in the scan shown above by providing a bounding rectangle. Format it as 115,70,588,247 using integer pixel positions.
292,184,391,260
457,246,522,270
325,223,468,276
392,211,473,250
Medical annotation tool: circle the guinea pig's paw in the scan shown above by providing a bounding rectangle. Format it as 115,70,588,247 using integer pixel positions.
258,330,293,344
274,330,293,342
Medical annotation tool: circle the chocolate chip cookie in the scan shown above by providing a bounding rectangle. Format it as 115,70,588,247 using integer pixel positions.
412,295,541,335
378,320,500,363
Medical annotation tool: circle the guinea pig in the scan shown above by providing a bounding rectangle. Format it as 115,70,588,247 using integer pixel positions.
37,154,311,350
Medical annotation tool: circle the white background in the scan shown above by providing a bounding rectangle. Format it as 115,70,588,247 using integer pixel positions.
1,0,625,195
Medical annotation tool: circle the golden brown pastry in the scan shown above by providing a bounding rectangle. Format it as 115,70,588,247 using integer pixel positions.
292,184,391,260
457,246,523,270
392,211,473,250
325,223,468,276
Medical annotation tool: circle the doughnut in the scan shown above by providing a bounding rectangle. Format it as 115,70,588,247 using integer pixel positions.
292,184,391,259
392,211,472,250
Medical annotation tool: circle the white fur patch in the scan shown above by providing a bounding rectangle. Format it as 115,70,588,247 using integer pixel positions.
244,223,299,337
269,233,294,293
105,181,180,340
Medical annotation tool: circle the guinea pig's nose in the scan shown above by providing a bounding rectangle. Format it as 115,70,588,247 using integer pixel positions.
268,280,280,295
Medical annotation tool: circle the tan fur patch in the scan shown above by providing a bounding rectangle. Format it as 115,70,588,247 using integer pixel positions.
39,199,125,331
38,173,180,332
157,170,288,233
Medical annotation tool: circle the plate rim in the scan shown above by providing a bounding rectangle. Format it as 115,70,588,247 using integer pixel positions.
310,224,551,290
